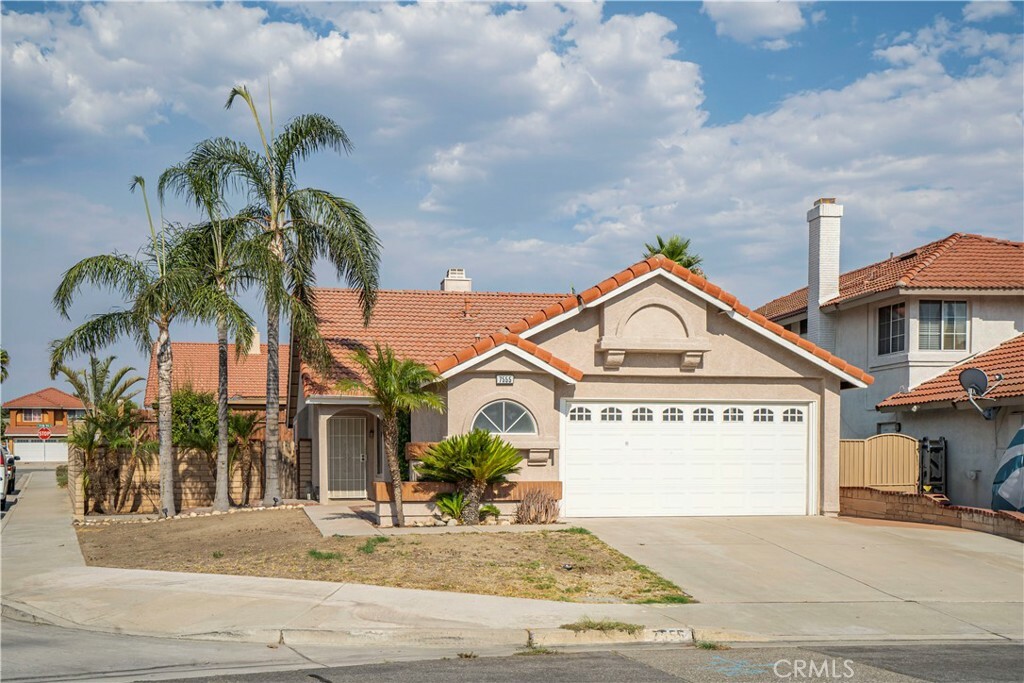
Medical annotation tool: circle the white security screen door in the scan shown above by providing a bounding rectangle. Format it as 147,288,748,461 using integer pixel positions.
563,402,810,517
327,416,367,498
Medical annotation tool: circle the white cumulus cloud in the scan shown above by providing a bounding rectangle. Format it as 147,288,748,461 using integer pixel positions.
701,1,810,47
963,1,1016,23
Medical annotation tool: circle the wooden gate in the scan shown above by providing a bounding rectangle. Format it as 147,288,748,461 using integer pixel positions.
839,433,919,492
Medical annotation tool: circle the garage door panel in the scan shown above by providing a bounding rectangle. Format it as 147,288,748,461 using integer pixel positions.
564,402,810,517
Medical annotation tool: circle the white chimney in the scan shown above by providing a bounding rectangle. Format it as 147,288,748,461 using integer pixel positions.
807,198,842,352
441,267,471,292
246,326,261,355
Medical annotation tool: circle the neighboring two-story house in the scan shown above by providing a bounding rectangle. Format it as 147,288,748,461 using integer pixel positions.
2,387,85,462
758,199,1024,507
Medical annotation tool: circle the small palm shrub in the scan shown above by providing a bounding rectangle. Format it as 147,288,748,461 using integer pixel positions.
417,430,522,525
515,488,559,525
480,503,501,521
434,491,467,521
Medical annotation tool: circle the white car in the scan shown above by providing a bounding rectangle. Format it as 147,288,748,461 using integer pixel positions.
0,461,7,512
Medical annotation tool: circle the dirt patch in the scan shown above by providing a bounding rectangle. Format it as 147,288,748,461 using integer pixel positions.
76,510,690,604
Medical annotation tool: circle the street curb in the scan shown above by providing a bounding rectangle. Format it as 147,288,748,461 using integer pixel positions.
529,627,693,647
2,599,694,649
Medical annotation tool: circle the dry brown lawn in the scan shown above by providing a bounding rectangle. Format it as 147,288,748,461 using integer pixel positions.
76,510,690,604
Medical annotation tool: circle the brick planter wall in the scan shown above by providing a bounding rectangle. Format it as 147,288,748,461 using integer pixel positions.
840,487,1024,543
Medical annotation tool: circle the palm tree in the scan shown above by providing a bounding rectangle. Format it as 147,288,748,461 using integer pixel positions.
159,162,258,512
417,430,522,525
50,177,254,517
339,343,444,527
643,235,703,273
192,85,381,506
55,355,144,418
228,411,261,506
1,348,9,383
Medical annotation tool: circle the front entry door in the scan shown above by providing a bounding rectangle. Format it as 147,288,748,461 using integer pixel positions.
327,416,366,498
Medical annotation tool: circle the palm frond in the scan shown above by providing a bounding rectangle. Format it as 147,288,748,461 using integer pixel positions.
49,311,149,378
53,254,148,319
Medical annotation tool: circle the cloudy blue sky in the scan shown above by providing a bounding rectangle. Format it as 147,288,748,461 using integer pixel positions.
1,1,1022,401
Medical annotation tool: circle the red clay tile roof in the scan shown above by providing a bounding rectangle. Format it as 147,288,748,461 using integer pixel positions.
143,343,289,407
757,234,1024,321
301,289,568,395
303,256,872,394
877,334,1024,409
430,333,585,381
3,387,85,410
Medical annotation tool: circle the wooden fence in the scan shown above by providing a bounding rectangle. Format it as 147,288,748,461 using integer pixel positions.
839,433,919,492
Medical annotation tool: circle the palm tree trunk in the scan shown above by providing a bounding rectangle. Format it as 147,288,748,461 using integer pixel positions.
461,480,485,526
117,455,137,513
383,417,405,527
156,325,176,517
213,315,230,511
262,309,281,506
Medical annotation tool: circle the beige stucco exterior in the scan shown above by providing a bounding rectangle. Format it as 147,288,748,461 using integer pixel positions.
295,271,860,516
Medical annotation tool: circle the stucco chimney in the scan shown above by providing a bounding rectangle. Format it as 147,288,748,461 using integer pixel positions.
441,267,472,292
807,198,842,352
246,326,261,355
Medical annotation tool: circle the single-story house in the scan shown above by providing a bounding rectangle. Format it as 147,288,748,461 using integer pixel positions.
289,256,872,522
877,334,1024,507
2,387,85,462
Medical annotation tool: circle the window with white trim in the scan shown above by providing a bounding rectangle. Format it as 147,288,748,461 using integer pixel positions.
662,407,685,422
753,408,774,423
23,409,42,422
782,408,804,423
569,406,592,422
723,407,744,422
632,407,653,422
919,300,967,351
600,407,623,422
693,407,714,422
472,400,537,435
877,302,906,355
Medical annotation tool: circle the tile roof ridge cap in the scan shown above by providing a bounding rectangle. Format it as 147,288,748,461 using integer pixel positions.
947,332,1024,367
897,233,964,287
958,232,1023,246
310,286,570,297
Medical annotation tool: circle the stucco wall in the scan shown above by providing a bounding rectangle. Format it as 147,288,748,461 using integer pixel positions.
414,274,852,514
884,404,1024,507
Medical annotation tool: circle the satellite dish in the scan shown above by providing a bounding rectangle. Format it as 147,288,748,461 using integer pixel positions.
959,368,988,396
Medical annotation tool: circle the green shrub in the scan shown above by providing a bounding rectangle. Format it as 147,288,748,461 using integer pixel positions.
417,430,521,525
55,465,68,489
479,503,501,521
170,387,217,454
434,491,466,520
308,549,343,561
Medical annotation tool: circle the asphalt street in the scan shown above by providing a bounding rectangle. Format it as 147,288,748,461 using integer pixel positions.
3,618,1022,683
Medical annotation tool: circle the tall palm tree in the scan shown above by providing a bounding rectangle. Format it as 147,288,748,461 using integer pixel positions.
1,348,9,383
159,162,258,512
55,355,144,418
643,235,704,273
191,85,381,506
339,343,445,527
50,178,254,517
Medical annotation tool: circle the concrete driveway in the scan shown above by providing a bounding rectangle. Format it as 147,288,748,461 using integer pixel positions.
574,515,1024,641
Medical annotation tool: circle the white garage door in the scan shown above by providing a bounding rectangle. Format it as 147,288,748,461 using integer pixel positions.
562,402,811,517
12,440,69,463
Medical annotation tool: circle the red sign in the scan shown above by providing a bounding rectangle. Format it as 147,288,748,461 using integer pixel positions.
37,427,52,441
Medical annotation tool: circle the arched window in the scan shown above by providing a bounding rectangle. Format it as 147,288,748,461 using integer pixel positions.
753,408,774,423
632,407,654,422
600,407,623,422
723,407,744,423
472,400,537,435
693,407,714,422
783,408,804,423
569,406,592,422
662,407,685,422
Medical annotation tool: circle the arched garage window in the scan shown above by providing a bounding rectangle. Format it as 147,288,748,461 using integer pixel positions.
472,400,537,435
783,408,804,423
569,406,592,422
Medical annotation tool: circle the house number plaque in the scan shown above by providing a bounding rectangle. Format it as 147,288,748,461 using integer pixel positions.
496,374,514,386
